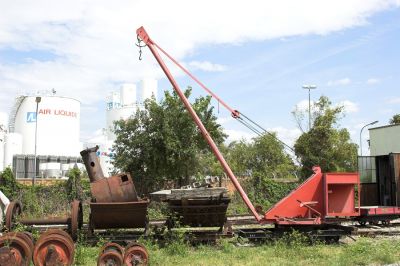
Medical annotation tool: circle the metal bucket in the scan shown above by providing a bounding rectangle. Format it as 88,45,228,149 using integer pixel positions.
89,200,149,229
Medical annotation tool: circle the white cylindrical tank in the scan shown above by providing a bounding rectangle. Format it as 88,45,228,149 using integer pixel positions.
120,84,137,106
39,163,47,178
141,79,158,101
0,130,5,172
3,133,23,168
45,162,61,178
12,96,80,157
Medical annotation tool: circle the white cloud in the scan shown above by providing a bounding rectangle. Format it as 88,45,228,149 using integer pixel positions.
387,97,400,104
188,61,227,72
267,126,302,147
224,129,253,143
0,0,398,139
327,78,351,86
366,78,379,84
338,100,359,113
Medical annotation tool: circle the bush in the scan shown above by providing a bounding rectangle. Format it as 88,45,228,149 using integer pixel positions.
0,167,19,199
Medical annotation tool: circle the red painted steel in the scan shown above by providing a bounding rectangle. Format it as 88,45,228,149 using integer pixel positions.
264,167,360,224
264,166,325,224
136,26,262,222
324,173,360,217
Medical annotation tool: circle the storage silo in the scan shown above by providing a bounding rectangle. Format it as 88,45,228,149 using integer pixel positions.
10,95,80,157
0,130,5,172
4,133,23,168
140,79,158,101
120,84,137,106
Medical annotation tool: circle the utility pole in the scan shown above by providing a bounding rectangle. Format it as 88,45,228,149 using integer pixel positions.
33,96,41,186
302,84,317,131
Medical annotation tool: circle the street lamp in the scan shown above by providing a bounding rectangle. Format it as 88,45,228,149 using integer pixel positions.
302,84,317,131
33,96,41,186
359,120,378,156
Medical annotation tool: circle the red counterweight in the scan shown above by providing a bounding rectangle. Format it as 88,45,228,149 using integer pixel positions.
264,166,360,225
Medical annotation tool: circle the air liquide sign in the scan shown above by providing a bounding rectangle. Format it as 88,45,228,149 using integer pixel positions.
26,109,78,123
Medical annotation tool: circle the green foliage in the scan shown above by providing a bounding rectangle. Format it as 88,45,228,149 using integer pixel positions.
389,113,400,125
293,96,358,178
227,178,298,215
227,134,297,179
0,167,19,198
65,167,91,201
113,88,226,194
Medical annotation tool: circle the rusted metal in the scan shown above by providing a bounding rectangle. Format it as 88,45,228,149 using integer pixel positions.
90,200,149,229
5,200,22,231
69,200,83,240
0,247,17,266
80,145,105,182
90,173,138,202
97,242,124,266
123,242,148,266
6,200,82,241
33,229,74,266
168,198,230,227
19,218,70,225
0,233,32,266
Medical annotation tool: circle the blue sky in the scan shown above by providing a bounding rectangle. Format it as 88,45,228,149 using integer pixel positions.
0,1,399,155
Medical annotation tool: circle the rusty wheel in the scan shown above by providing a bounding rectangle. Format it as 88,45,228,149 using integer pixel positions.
97,250,124,266
123,242,149,266
0,234,32,266
0,246,17,266
100,242,124,255
6,232,34,255
70,200,83,241
33,230,75,266
5,201,22,231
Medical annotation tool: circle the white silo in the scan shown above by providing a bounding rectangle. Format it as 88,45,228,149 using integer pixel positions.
10,95,81,157
120,84,137,106
140,79,158,101
3,133,23,168
0,130,5,172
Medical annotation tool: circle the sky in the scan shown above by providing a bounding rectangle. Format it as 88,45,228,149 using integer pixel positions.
0,0,399,156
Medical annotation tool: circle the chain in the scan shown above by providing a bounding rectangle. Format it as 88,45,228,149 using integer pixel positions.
135,35,147,60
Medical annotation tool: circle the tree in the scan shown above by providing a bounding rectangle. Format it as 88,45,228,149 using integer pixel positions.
112,88,226,194
389,114,400,125
293,96,358,178
227,134,296,179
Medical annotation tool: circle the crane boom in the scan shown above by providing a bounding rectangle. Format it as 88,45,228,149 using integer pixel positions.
136,26,263,222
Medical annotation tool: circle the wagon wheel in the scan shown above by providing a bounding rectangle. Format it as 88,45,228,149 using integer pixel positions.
97,243,124,266
5,201,22,232
0,246,17,265
358,221,366,226
381,220,390,226
33,230,75,266
0,234,32,266
6,232,34,255
123,242,149,266
98,250,124,266
69,200,83,241
99,242,124,256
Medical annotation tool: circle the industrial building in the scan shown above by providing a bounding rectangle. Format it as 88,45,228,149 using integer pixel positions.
0,79,158,180
93,79,158,175
0,91,83,179
358,123,400,207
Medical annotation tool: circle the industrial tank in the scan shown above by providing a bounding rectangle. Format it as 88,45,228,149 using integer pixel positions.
3,133,23,168
11,96,80,157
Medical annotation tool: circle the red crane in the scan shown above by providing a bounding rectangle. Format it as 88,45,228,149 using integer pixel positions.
136,26,263,222
135,26,361,227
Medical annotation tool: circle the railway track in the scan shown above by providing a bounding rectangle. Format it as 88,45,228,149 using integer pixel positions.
12,215,400,244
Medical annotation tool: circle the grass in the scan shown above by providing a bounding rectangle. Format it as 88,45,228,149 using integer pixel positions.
74,237,400,266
